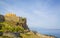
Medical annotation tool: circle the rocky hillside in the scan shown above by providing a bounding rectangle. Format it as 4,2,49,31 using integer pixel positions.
1,13,29,30
0,13,55,38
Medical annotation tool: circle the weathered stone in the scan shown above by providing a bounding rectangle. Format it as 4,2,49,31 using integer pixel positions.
0,15,5,22
13,32,20,37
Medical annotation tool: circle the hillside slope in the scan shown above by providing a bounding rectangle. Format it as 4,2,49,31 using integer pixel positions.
0,14,55,38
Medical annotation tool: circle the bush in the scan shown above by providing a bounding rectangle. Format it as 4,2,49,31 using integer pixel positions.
0,31,3,36
15,26,24,32
0,24,3,30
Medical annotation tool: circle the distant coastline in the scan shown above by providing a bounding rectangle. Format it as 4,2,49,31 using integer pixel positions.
31,28,59,38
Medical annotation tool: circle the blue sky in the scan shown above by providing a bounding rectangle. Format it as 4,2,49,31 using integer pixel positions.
0,0,60,29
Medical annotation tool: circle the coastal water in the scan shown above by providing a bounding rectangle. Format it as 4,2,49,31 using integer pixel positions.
38,29,60,38
30,27,60,38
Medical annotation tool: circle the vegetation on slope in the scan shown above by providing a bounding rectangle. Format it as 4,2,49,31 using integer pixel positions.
0,14,55,38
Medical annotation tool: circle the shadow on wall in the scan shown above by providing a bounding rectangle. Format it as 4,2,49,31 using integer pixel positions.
0,15,5,22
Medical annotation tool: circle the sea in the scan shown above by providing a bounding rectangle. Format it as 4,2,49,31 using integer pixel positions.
30,27,60,38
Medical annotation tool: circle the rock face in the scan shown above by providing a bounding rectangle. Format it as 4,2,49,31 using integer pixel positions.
0,13,29,30
0,15,5,22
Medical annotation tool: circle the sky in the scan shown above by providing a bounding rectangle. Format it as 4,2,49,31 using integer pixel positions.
0,0,60,29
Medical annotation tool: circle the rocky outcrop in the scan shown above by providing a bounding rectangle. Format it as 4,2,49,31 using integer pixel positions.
0,13,55,38
0,15,5,22
0,13,29,30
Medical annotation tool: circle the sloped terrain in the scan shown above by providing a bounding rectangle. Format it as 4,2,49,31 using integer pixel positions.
0,14,55,38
